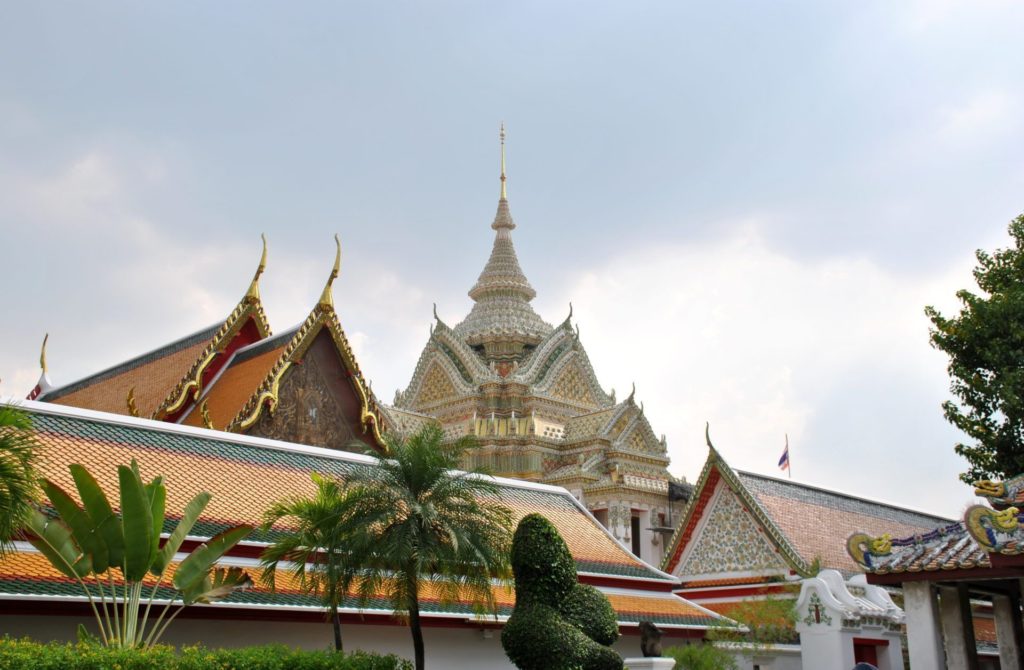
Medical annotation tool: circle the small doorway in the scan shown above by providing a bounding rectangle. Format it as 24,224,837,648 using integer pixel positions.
852,637,886,667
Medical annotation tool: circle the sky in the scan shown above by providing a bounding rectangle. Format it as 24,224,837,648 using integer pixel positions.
2,1,1024,517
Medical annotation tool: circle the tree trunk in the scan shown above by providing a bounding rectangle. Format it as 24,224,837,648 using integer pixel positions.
408,579,425,670
332,602,343,652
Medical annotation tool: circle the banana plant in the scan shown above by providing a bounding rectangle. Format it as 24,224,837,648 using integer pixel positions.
24,459,252,648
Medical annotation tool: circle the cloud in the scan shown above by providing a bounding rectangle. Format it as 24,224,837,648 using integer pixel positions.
545,220,977,516
937,90,1020,146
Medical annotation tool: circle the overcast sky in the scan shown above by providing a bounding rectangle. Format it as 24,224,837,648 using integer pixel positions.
3,1,1024,518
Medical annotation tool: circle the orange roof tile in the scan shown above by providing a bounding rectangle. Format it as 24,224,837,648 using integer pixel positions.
44,326,220,418
680,576,779,589
4,400,729,629
181,339,288,429
751,489,943,574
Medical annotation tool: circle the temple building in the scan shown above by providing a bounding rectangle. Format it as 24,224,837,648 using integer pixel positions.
33,236,389,456
389,127,684,566
28,129,684,567
0,398,728,667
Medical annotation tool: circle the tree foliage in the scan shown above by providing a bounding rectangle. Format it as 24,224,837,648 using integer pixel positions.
0,405,39,556
926,213,1024,483
24,459,252,648
260,473,366,652
665,643,737,670
345,424,514,670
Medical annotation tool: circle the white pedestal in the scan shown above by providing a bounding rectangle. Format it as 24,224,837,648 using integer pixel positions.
623,658,675,670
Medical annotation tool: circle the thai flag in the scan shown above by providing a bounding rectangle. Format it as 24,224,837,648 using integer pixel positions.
778,436,790,472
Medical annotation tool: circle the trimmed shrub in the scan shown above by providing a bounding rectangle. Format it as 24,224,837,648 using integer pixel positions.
502,513,623,670
560,583,619,647
509,512,578,606
0,638,413,670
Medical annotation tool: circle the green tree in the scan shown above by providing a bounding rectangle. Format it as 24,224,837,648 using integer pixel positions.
0,405,39,556
347,424,514,670
260,472,366,652
926,214,1024,483
25,459,252,648
665,643,737,670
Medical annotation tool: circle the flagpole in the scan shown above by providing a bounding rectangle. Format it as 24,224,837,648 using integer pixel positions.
786,433,791,480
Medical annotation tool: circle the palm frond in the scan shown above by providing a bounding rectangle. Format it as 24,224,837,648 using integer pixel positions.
0,405,40,556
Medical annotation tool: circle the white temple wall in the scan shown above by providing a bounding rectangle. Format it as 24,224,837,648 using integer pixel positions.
0,614,688,670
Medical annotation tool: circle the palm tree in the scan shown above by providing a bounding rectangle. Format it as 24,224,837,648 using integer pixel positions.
259,472,366,652
0,405,39,556
348,424,514,670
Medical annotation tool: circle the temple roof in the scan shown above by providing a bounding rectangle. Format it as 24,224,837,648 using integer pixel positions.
663,447,950,578
452,129,552,347
40,323,223,417
847,475,1024,577
40,237,273,421
0,399,727,630
180,329,295,430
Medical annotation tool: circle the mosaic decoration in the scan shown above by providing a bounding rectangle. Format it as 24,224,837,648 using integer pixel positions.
802,593,833,626
964,504,1024,553
414,362,459,407
974,473,1024,508
679,485,787,576
550,362,597,406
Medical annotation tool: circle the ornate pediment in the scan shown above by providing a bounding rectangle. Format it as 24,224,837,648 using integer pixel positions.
679,484,788,577
549,361,598,407
413,361,460,408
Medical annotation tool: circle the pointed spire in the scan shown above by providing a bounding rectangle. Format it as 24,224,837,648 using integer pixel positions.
492,123,515,232
319,235,341,307
245,234,268,300
39,333,48,374
27,333,53,400
500,122,508,201
454,126,551,347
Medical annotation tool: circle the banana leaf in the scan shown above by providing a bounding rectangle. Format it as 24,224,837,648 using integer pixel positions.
24,509,89,580
152,492,211,575
40,479,106,575
70,464,123,572
181,566,252,605
118,462,155,581
173,525,253,593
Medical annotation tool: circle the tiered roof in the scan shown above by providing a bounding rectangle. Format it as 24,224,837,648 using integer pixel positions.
452,125,551,348
34,236,387,454
40,325,225,417
42,238,273,421
0,399,726,631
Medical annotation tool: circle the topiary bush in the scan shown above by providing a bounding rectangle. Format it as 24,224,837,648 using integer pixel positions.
501,513,623,670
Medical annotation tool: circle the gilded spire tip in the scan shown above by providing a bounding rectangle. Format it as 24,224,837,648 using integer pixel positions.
499,122,507,201
246,234,268,300
40,333,49,374
319,234,342,307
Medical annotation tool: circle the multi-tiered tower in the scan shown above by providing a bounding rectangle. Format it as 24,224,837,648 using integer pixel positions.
389,127,682,565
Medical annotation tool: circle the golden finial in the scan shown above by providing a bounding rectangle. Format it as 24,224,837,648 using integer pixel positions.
499,122,507,200
126,387,140,417
39,333,49,374
319,234,342,307
200,400,215,430
245,234,268,300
